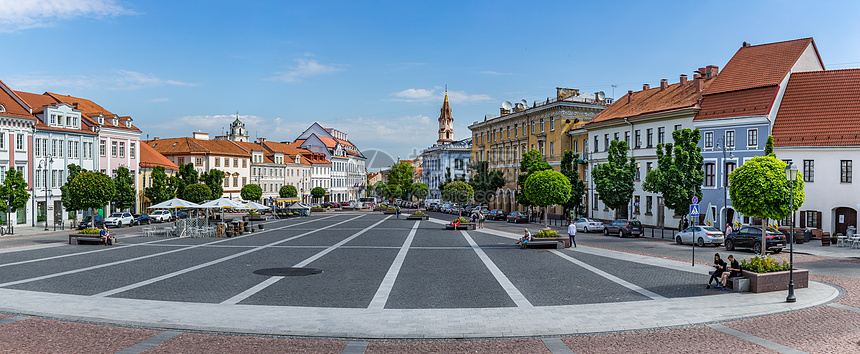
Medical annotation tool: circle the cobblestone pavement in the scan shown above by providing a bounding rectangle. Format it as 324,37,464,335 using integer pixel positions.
0,211,857,353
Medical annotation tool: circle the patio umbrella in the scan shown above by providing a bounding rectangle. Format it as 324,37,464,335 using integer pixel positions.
148,198,200,209
704,202,715,227
194,198,245,222
245,201,270,210
732,210,744,229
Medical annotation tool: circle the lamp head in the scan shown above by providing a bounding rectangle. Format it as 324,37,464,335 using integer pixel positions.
785,162,799,181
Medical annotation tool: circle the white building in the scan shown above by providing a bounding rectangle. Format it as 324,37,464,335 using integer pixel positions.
421,138,471,200
295,123,366,202
0,81,37,228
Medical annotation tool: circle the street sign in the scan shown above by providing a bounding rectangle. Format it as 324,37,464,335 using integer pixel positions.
691,196,699,205
690,204,700,217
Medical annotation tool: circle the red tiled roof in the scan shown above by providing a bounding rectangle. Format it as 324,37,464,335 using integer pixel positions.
705,38,818,95
261,141,314,165
773,69,860,147
590,77,715,124
695,86,777,121
140,142,179,170
145,137,251,157
45,92,141,132
15,90,98,135
0,80,33,119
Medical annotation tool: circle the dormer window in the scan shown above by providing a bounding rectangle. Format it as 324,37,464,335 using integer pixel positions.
98,116,104,124
0,104,4,112
112,118,118,126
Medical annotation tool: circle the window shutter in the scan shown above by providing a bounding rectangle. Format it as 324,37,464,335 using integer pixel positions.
799,211,806,228
816,212,822,229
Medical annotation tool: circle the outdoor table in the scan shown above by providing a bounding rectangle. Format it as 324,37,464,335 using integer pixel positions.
837,235,849,247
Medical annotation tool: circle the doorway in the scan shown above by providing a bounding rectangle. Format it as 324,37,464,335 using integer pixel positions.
834,207,857,236
657,197,665,228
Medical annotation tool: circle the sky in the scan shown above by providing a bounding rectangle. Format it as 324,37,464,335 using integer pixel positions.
1,0,859,166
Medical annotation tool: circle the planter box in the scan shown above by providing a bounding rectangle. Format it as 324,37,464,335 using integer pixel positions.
742,269,808,293
406,215,429,220
247,216,266,221
445,223,475,230
383,210,398,215
532,236,571,248
373,207,388,212
310,208,326,212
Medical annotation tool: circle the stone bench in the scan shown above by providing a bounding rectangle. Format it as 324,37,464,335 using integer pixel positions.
524,240,565,249
69,234,105,245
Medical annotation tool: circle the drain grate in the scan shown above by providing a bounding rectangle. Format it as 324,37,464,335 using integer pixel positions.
253,268,323,276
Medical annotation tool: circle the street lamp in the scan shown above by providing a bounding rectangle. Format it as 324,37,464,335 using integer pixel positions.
716,137,734,230
785,162,798,303
40,154,53,230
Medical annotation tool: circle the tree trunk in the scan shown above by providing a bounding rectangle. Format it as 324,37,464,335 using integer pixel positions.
544,207,548,229
761,217,768,256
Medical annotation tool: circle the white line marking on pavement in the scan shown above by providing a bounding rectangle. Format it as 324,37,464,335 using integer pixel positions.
0,216,340,290
220,216,390,305
708,324,808,354
550,250,666,300
368,221,419,309
461,230,533,308
0,237,176,268
94,215,364,298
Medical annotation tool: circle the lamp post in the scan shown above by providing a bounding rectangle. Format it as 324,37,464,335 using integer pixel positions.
716,137,734,230
40,154,53,230
785,162,798,303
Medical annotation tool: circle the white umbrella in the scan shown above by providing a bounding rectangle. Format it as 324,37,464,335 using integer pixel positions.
194,198,244,209
148,198,200,209
704,202,715,227
246,201,270,210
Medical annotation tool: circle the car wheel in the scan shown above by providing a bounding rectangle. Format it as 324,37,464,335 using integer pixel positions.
603,228,608,236
753,243,762,255
697,237,705,247
725,239,734,251
583,226,589,233
773,248,782,254
676,236,683,245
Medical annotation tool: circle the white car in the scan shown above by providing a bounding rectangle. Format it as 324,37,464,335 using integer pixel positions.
676,226,725,246
150,210,173,222
574,218,605,233
104,212,135,228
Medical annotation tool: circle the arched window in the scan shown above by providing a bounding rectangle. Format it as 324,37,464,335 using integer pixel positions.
0,104,5,112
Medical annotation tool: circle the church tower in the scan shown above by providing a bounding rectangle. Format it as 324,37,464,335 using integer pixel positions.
227,113,250,142
436,90,454,145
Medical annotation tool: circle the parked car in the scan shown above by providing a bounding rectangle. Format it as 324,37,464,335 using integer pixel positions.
133,214,152,225
506,211,529,223
488,209,507,220
150,210,172,222
171,211,189,219
77,215,104,229
676,226,724,246
104,212,135,228
724,226,786,254
427,203,439,212
574,218,605,233
604,219,642,237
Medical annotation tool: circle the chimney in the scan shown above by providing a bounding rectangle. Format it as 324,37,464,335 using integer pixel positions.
694,74,703,92
743,41,750,47
706,65,719,78
680,74,688,85
153,137,159,140
627,90,633,103
660,79,668,90
257,137,266,143
643,83,650,91
192,132,210,140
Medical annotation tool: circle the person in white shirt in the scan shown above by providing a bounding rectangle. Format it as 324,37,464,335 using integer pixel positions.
567,220,577,248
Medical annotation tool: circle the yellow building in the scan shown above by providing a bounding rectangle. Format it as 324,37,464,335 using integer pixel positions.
137,142,179,213
468,88,609,215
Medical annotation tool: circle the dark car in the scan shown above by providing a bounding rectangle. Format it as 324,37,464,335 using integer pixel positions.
77,215,104,229
604,219,643,237
506,211,529,223
171,211,189,219
133,214,152,225
724,226,786,254
488,209,507,220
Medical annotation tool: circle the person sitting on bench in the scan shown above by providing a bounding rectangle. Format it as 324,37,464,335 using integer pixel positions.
707,253,726,289
720,254,741,289
100,225,114,246
517,229,532,249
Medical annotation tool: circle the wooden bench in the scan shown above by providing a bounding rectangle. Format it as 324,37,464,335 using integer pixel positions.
69,234,106,245
524,240,565,249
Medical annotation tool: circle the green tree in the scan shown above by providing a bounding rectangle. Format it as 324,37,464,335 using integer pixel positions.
310,186,326,203
560,150,586,219
524,169,572,228
112,166,136,211
241,184,262,201
375,184,401,201
642,129,704,221
591,140,636,219
0,169,29,228
200,169,225,199
517,149,552,210
764,135,774,156
729,155,804,255
170,163,198,200
410,182,429,202
442,181,474,215
387,162,414,199
184,183,212,204
69,171,114,228
61,164,85,223
280,185,298,198
469,161,505,206
145,166,173,205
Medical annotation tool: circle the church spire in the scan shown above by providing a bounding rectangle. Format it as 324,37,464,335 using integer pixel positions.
437,87,454,145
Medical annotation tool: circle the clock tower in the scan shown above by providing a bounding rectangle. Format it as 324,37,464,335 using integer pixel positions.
436,90,454,145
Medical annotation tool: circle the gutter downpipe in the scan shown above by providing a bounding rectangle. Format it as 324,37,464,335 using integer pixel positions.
624,118,634,220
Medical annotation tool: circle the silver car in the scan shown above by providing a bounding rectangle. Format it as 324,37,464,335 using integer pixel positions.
676,226,724,246
574,218,605,233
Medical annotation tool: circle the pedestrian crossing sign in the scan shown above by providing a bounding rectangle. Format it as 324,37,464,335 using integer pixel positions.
690,204,700,217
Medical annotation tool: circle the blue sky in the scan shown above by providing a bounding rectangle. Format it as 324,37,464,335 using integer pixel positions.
1,0,858,163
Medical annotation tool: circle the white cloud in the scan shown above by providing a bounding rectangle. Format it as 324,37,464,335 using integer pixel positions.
388,88,493,104
0,0,134,32
6,70,199,91
267,58,345,83
479,70,512,76
151,114,294,142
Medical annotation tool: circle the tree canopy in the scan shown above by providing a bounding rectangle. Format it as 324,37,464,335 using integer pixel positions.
442,180,474,204
0,169,30,214
280,185,298,198
61,164,85,213
517,149,552,207
310,186,326,201
241,184,262,201
387,162,414,199
469,161,505,206
410,182,429,201
69,171,114,211
642,129,704,217
170,163,198,200
524,169,571,228
729,155,804,221
112,166,136,211
591,140,636,218
144,166,173,205
560,150,586,218
200,169,225,199
184,183,212,204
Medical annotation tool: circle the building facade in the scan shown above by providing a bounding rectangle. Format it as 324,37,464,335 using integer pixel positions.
421,139,471,200
0,81,37,227
295,123,366,202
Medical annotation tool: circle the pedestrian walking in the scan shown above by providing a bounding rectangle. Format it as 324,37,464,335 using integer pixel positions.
567,220,577,247
725,222,733,236
396,206,401,219
478,210,485,229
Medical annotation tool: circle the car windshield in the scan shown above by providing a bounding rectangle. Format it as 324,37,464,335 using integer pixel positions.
702,226,721,232
110,213,123,217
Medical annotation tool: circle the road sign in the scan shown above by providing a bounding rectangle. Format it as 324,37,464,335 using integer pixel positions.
691,196,699,205
690,204,700,217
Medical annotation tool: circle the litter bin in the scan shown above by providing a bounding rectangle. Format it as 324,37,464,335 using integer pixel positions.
804,229,813,242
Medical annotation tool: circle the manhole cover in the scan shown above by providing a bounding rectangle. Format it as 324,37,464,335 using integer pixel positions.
253,268,322,276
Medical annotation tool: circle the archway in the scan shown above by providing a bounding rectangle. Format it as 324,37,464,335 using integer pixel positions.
834,207,857,236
